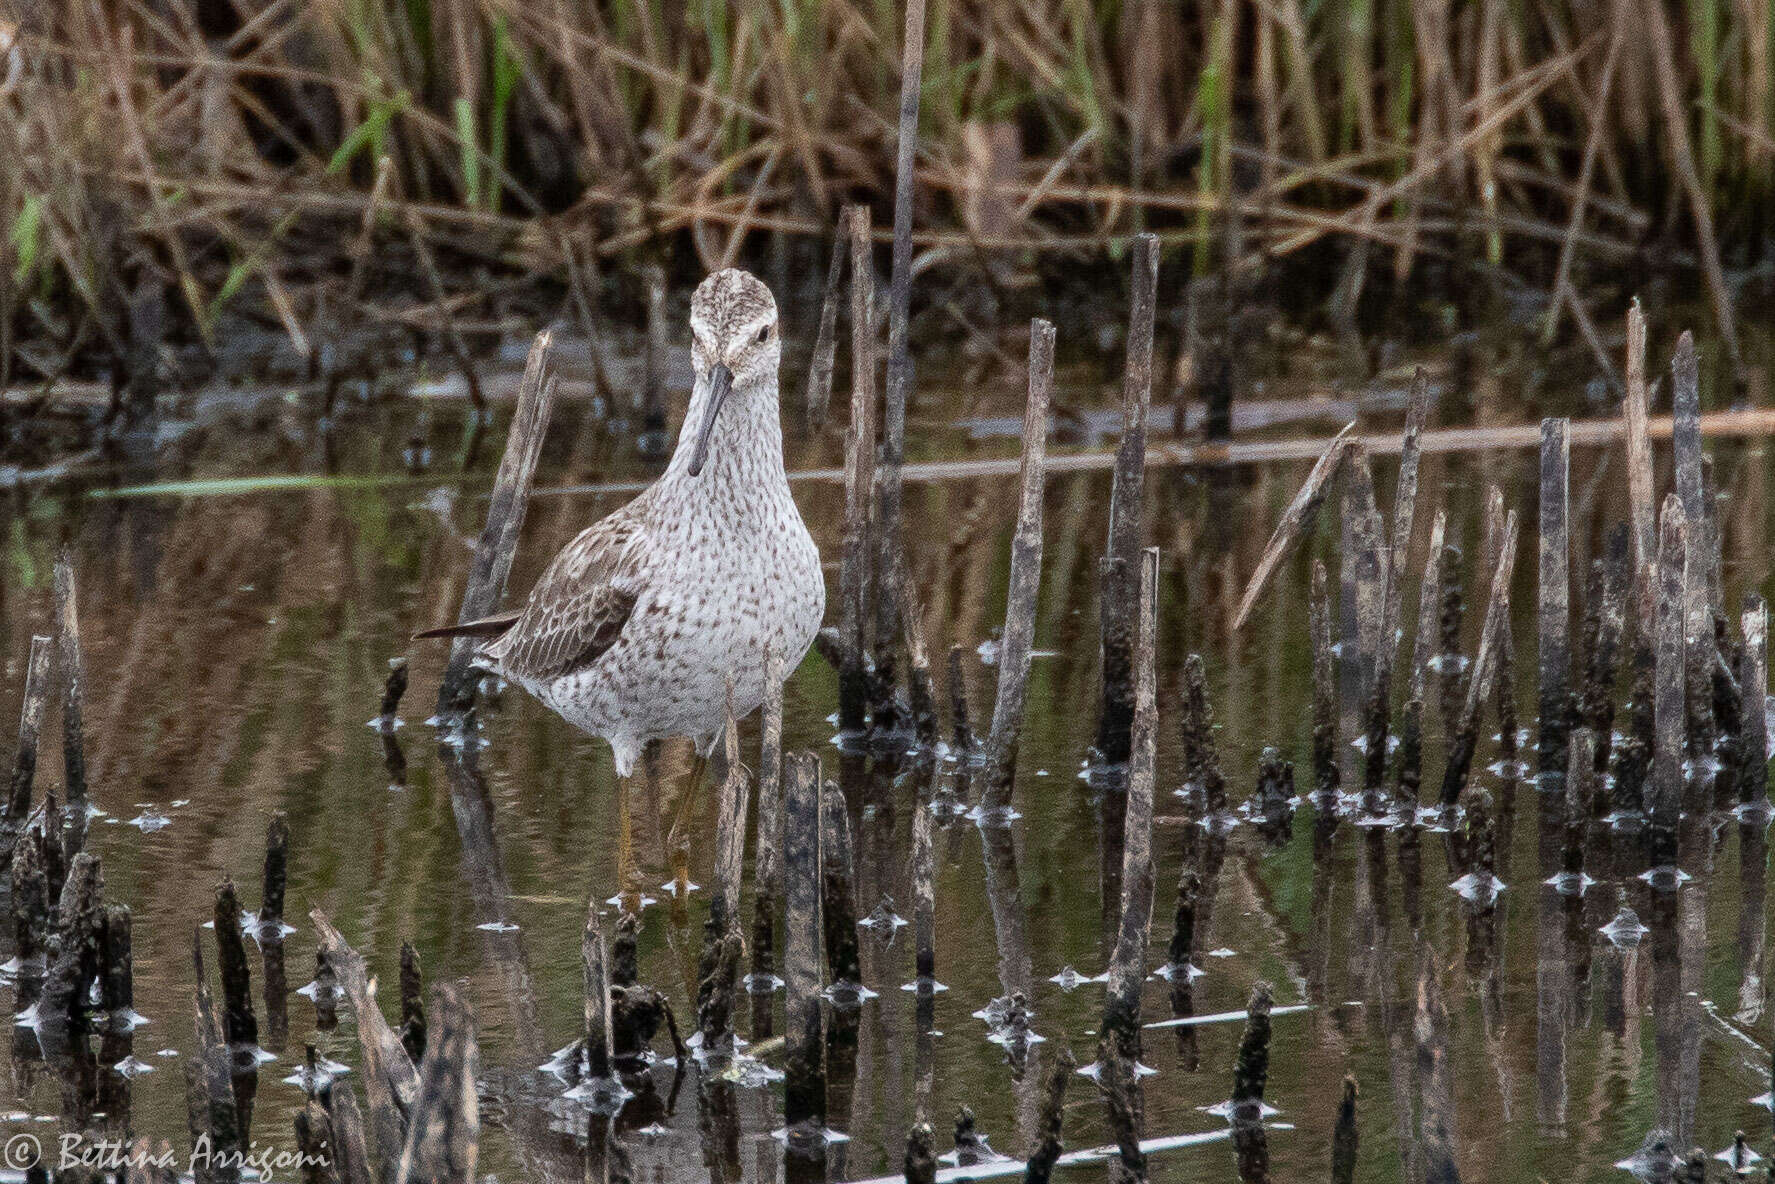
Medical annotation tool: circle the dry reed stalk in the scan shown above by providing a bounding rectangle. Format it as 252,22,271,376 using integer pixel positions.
1540,26,1623,345
52,550,86,811
6,635,54,824
839,205,876,735
871,0,928,739
1095,233,1161,765
1100,547,1159,1181
583,901,613,1082
1539,418,1571,779
1384,371,1432,671
1624,301,1655,620
1439,509,1519,808
1650,495,1686,845
14,3,1775,404
980,319,1054,812
1639,0,1742,367
1310,561,1339,801
1409,508,1448,703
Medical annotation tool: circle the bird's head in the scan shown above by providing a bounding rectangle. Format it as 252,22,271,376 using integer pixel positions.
685,269,780,477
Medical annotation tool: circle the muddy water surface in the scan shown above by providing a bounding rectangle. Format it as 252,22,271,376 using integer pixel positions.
1,319,1774,1182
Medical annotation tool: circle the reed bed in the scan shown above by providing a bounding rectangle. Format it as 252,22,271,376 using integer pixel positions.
4,0,1772,385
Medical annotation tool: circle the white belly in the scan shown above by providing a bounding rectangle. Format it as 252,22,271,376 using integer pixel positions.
521,510,824,774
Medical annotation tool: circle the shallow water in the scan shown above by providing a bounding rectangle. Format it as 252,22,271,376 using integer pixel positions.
2,319,1774,1182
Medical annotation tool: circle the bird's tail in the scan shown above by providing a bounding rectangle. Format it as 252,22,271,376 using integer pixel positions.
413,612,521,641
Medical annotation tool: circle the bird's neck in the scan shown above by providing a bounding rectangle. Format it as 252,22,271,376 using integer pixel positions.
663,370,788,492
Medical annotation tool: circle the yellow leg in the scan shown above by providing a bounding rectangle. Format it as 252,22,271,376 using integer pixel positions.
666,750,708,908
617,775,641,916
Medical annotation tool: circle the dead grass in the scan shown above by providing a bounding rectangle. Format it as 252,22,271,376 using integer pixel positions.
3,0,1771,377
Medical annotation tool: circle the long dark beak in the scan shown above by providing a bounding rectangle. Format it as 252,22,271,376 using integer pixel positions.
687,363,733,478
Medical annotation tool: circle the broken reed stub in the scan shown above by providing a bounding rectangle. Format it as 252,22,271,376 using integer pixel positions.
1309,561,1338,800
710,710,748,937
1409,508,1447,703
42,851,103,1032
379,657,409,722
1439,511,1519,808
1105,233,1159,586
213,877,258,1050
1649,495,1686,839
7,635,54,824
1023,1047,1077,1184
1671,332,1707,592
583,900,614,1083
903,1121,936,1184
819,777,862,991
53,551,87,809
260,812,289,927
1332,1075,1359,1184
1231,982,1274,1115
1740,596,1769,805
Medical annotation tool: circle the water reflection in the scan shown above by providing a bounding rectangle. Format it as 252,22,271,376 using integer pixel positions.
0,374,1773,1180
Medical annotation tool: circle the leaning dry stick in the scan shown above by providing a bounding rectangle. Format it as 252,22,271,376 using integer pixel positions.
437,332,558,713
1233,422,1355,631
311,910,421,1161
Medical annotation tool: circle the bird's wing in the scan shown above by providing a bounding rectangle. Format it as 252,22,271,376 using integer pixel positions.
486,507,647,682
